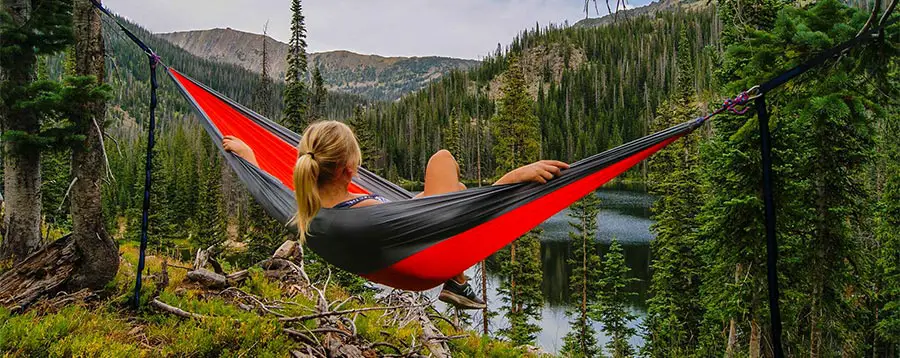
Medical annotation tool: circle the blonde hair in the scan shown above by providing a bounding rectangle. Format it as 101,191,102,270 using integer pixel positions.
293,120,362,243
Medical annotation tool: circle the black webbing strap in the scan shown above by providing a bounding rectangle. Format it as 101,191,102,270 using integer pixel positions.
86,0,161,309
132,55,159,309
759,16,899,94
748,15,896,358
756,96,784,358
88,0,157,57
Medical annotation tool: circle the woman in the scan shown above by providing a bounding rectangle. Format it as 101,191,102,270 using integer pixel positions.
224,120,568,309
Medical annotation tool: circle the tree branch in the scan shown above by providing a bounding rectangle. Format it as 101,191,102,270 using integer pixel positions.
149,298,205,320
278,303,429,323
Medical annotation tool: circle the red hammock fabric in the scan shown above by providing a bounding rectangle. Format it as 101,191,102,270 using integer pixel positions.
170,69,370,195
361,136,680,289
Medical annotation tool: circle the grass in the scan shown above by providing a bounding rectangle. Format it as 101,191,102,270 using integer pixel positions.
0,242,540,357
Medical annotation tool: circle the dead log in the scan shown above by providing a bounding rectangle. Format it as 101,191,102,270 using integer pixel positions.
226,269,249,286
186,268,227,289
0,235,80,311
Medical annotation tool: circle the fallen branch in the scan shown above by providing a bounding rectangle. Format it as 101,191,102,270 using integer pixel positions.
149,298,204,320
278,303,429,323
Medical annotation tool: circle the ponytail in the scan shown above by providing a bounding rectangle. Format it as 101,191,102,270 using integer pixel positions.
293,153,320,243
292,120,362,243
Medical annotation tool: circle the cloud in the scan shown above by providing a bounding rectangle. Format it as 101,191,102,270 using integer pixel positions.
104,0,652,59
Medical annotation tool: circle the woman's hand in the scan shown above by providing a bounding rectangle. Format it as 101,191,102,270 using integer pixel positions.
494,160,570,185
223,135,259,166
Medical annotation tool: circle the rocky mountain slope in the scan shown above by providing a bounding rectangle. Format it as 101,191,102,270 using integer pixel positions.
159,28,480,101
574,0,708,27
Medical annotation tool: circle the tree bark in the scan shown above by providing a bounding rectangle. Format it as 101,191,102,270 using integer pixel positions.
0,235,79,311
726,264,742,358
750,318,761,358
0,0,43,265
67,0,118,290
510,242,517,313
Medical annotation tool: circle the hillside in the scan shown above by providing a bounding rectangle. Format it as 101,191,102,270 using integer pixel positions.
367,7,722,181
159,28,480,101
0,244,532,357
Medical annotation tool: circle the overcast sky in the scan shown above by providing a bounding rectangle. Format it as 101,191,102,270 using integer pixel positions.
104,0,651,60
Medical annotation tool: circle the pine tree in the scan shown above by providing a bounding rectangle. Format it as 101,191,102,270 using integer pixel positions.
253,21,274,118
595,239,638,358
443,111,464,176
492,55,544,346
875,133,900,352
282,0,309,133
145,144,176,248
496,228,543,346
874,72,900,354
492,56,540,177
308,66,327,122
347,105,380,174
695,1,784,356
561,194,603,358
644,28,704,357
0,0,75,263
193,147,225,249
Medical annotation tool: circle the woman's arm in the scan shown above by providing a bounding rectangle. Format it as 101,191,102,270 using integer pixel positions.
494,160,569,185
223,135,259,167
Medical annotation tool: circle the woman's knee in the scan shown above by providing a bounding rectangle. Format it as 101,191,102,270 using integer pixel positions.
429,149,455,165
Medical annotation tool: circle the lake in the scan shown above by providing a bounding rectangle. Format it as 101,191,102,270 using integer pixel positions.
429,184,655,354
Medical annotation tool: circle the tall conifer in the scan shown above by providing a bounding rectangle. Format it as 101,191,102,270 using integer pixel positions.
283,0,308,133
0,0,74,263
308,66,327,122
561,194,603,357
595,239,638,358
644,28,704,357
492,56,544,346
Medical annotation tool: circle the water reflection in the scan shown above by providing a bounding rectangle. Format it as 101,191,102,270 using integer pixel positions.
431,185,656,354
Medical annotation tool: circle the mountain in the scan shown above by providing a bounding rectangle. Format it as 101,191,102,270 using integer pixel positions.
158,28,480,101
573,0,708,27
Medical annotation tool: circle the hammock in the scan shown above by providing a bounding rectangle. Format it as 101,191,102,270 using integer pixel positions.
168,68,700,290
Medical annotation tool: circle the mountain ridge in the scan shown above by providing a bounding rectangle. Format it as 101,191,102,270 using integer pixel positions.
573,0,708,27
158,28,480,101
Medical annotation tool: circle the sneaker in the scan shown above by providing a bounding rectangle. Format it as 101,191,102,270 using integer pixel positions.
439,279,486,310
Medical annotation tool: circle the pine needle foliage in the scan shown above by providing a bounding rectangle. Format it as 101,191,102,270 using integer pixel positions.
595,239,638,358
643,28,704,358
282,0,309,133
561,194,603,358
491,55,544,346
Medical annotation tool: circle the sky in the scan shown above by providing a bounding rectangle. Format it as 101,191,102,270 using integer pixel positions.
104,0,652,60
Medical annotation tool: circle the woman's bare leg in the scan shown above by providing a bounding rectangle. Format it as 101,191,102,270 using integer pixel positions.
420,150,468,283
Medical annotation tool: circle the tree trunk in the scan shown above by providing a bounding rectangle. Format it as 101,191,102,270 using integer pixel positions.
726,264,742,358
67,0,118,290
581,218,588,355
810,297,820,358
510,241,517,313
0,0,43,265
750,319,761,358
